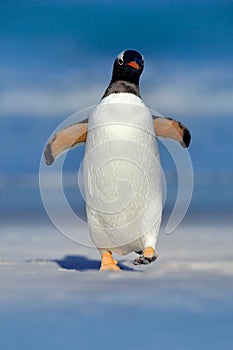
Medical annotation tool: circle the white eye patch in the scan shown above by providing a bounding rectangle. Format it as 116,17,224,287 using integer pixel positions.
116,50,144,64
117,51,125,61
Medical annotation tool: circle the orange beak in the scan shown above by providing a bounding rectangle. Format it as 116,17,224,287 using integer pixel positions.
126,61,139,69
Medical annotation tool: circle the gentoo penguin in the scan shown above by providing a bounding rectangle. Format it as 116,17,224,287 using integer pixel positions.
44,49,191,271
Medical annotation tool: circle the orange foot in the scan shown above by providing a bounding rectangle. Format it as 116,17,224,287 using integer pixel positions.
144,247,155,259
100,251,121,271
133,247,158,265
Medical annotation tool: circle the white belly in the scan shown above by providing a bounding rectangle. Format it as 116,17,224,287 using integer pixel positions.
84,94,162,255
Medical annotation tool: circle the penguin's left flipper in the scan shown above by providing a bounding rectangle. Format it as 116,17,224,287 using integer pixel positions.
153,115,191,148
44,119,88,165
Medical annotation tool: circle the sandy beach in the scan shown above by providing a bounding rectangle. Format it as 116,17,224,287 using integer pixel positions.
1,214,232,349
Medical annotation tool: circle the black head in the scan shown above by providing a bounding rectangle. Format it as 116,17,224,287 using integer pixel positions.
102,50,144,99
111,49,144,85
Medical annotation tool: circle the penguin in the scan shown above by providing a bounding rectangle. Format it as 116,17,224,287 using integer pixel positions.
44,49,191,271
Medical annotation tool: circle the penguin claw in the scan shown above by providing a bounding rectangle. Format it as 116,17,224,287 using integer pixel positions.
133,254,158,265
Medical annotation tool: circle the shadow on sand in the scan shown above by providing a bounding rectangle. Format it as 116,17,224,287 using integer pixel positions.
54,255,135,272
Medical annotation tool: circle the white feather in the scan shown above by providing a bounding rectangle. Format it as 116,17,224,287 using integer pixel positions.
117,50,125,60
84,93,162,255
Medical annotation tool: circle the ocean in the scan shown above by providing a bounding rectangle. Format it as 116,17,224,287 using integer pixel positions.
1,1,233,218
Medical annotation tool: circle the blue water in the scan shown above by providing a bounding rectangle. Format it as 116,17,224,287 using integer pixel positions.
1,1,232,212
1,1,232,62
1,116,233,214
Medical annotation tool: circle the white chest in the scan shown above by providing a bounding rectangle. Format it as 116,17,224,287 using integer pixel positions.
83,93,162,252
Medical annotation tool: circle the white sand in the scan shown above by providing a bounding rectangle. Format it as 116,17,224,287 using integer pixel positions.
0,216,233,350
1,217,233,306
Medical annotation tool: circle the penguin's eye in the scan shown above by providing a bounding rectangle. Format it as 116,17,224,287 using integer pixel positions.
118,58,124,65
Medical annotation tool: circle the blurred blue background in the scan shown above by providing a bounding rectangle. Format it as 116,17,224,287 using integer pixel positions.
1,0,233,218
0,2,233,349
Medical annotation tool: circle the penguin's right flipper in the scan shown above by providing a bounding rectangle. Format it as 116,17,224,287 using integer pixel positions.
153,116,191,148
44,120,88,165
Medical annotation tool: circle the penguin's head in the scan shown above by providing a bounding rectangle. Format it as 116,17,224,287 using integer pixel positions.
111,49,144,84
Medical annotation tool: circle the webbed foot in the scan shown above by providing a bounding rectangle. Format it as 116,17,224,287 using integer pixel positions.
100,251,121,271
133,247,158,265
